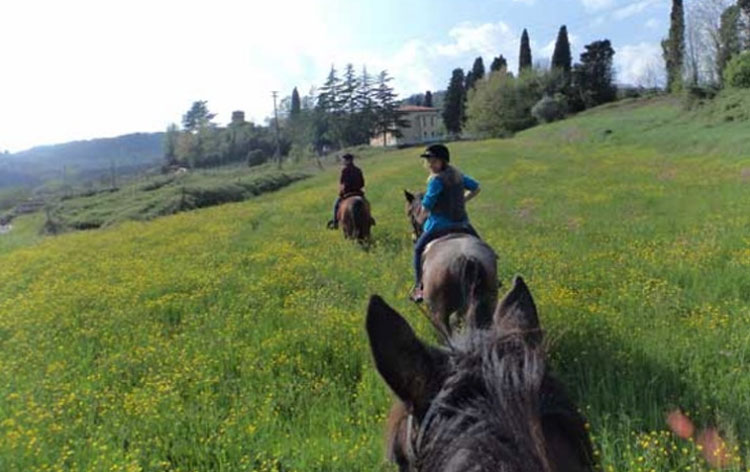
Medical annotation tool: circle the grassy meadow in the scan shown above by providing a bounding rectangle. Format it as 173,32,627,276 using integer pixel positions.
2,96,750,471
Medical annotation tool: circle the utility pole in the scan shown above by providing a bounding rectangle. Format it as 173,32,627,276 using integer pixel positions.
271,91,282,169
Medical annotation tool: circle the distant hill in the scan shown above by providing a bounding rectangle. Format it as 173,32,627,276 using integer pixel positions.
0,132,164,189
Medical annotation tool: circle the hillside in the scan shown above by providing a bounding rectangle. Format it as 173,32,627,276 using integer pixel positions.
2,96,750,471
0,132,164,189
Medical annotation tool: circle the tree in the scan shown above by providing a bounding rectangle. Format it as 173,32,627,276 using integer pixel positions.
182,101,216,132
164,124,179,166
662,0,686,92
490,55,508,73
464,71,474,92
466,57,485,90
465,71,542,137
572,40,617,109
519,29,532,75
551,25,573,83
342,63,360,114
443,68,466,135
424,90,433,107
740,0,750,43
717,5,743,83
290,87,301,117
373,70,408,146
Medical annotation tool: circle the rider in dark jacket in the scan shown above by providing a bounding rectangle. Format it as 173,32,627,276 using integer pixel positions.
328,153,365,230
411,144,481,302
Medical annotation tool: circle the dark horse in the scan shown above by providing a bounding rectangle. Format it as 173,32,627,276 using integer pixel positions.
337,194,372,241
366,277,595,472
405,190,498,335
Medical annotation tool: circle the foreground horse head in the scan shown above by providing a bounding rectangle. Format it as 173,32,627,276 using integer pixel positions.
338,195,371,241
404,189,498,334
367,277,595,472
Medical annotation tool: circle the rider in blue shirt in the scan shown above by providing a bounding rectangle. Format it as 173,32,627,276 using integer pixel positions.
411,144,481,302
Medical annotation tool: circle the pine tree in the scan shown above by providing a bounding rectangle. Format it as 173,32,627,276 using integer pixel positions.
443,68,466,135
373,70,408,146
182,101,216,132
662,0,685,93
552,25,572,82
317,66,343,114
424,90,433,107
490,55,508,72
342,63,360,114
519,29,532,75
290,87,301,117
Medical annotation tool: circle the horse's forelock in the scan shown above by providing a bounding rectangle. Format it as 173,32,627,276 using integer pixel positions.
414,330,554,472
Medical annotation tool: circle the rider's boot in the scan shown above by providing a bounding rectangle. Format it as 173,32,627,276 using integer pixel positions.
409,284,424,303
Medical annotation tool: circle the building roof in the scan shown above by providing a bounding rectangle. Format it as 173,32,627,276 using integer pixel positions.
398,105,439,112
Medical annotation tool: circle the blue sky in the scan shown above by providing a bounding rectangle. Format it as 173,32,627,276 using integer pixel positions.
0,0,669,152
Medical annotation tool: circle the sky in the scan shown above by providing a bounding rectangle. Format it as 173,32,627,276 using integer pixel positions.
0,0,670,152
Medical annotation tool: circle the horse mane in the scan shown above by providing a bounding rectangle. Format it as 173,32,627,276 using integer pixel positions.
415,329,553,472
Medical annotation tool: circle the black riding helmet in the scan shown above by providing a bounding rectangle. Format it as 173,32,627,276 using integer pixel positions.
420,144,450,163
342,153,355,162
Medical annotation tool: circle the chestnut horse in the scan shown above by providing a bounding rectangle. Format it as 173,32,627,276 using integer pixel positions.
366,277,596,472
337,195,372,242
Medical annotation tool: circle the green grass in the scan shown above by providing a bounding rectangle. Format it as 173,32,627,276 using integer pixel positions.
0,213,44,255
2,95,750,471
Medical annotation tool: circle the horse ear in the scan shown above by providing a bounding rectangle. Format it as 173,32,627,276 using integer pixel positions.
494,276,543,347
404,190,415,203
367,295,443,416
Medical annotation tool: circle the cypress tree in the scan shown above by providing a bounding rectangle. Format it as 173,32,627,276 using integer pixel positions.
471,57,485,84
662,0,685,93
443,68,466,135
424,90,433,107
551,25,572,81
290,87,301,116
464,70,475,91
519,29,532,74
490,55,508,72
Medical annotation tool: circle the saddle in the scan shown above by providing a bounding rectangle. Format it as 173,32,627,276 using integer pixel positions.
423,227,481,254
341,191,365,200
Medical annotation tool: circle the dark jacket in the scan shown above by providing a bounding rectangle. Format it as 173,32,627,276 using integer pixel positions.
340,164,365,196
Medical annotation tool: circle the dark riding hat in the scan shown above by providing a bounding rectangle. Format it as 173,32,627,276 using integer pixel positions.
342,153,355,161
420,144,450,163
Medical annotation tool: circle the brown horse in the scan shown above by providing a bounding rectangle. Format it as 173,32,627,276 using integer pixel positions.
405,190,498,335
366,277,596,472
337,194,372,241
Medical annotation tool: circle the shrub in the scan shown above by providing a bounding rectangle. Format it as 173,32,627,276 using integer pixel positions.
531,94,568,123
247,149,267,167
724,52,750,88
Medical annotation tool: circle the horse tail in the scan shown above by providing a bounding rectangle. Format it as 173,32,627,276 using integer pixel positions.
458,256,493,329
351,198,368,240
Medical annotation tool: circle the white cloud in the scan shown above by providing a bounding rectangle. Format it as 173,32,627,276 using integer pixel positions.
581,0,616,11
613,0,661,20
614,42,665,87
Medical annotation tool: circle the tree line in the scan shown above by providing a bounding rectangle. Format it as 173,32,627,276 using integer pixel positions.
164,65,410,168
665,0,750,91
441,25,617,138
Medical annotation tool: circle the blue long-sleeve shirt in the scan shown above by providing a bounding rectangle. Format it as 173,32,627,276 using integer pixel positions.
421,174,479,233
